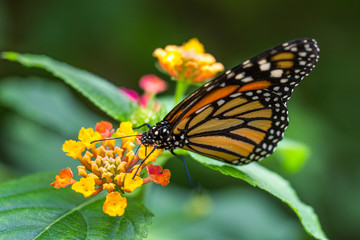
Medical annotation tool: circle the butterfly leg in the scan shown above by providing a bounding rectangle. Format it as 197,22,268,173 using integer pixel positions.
170,150,202,193
132,145,158,179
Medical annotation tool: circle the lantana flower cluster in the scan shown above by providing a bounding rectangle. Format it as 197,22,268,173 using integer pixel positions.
51,121,170,217
153,38,224,83
52,37,223,217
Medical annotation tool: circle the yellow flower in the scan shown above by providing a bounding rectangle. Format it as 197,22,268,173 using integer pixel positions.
103,183,116,193
62,140,85,160
53,121,169,217
71,177,96,197
153,38,224,83
120,173,143,192
183,38,204,53
115,122,137,145
78,127,102,149
139,145,163,159
139,145,164,164
103,192,127,217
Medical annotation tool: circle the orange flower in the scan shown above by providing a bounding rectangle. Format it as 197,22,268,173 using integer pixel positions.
95,121,114,139
153,38,224,83
52,121,170,217
51,167,75,189
144,164,171,187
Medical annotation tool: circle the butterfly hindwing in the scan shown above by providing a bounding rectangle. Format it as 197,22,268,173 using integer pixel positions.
179,89,288,164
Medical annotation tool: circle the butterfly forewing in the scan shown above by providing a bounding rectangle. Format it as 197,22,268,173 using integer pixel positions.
225,38,319,101
150,39,319,165
165,39,319,126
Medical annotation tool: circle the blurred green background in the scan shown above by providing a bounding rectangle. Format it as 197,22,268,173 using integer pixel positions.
0,1,359,239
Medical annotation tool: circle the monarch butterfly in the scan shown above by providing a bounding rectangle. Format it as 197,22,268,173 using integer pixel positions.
141,39,319,165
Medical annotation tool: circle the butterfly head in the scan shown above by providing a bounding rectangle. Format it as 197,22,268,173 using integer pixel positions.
141,121,186,151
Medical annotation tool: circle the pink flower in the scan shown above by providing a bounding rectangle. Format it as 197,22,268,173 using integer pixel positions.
139,74,168,94
120,88,140,102
120,75,167,108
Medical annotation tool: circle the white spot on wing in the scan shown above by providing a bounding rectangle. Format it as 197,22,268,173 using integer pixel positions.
270,69,283,78
260,62,271,71
227,72,235,79
195,104,210,114
243,63,253,68
217,99,225,106
230,92,242,98
241,76,253,83
235,72,245,80
258,59,267,64
206,85,215,91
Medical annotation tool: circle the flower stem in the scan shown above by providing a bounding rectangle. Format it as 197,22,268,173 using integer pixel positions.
174,79,189,105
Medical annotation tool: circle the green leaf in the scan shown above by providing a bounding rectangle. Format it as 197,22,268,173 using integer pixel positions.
2,52,135,122
0,172,153,240
1,114,77,172
0,77,100,173
147,186,305,240
0,77,99,135
189,152,328,240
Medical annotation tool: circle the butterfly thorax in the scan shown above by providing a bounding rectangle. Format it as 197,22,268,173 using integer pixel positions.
140,121,186,151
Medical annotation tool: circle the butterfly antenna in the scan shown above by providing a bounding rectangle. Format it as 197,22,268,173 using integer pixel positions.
90,135,142,144
121,173,127,189
133,123,151,130
171,150,202,192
